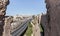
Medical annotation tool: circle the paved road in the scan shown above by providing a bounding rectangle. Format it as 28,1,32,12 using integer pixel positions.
10,18,33,36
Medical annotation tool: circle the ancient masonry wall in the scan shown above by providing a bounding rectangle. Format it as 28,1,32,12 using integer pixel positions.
45,0,60,36
0,0,9,36
3,17,13,36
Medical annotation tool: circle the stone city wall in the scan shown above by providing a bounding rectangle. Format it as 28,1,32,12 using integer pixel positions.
45,0,60,36
0,0,9,36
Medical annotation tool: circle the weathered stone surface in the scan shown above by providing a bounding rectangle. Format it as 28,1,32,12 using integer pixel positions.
41,14,47,29
45,0,60,36
3,16,13,36
0,0,9,36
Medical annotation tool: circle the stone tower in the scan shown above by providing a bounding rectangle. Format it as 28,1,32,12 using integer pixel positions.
0,0,9,36
45,0,60,36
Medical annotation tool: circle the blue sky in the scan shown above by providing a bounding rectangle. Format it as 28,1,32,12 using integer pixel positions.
6,0,47,16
